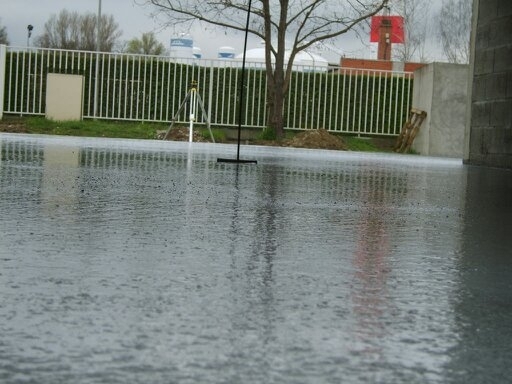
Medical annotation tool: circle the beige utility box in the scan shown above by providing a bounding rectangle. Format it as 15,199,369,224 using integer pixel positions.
46,73,84,121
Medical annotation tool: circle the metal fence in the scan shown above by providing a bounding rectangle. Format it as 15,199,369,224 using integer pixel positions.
1,46,413,136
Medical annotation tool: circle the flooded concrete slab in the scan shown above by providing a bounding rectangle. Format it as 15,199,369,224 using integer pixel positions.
1,133,511,383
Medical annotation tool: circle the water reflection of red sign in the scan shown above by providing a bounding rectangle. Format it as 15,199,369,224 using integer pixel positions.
370,16,405,43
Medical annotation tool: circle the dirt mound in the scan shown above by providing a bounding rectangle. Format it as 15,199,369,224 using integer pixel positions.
283,129,348,150
0,122,28,133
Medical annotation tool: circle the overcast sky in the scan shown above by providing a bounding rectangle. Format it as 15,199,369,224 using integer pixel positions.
1,0,445,62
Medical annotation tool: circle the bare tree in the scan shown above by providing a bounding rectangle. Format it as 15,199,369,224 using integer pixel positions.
35,9,122,52
437,0,471,64
148,0,389,138
0,20,9,45
126,32,165,55
390,0,431,62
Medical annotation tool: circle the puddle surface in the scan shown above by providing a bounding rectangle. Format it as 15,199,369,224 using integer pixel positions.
1,134,511,383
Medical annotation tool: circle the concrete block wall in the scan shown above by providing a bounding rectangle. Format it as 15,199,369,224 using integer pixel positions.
412,63,469,158
466,0,512,168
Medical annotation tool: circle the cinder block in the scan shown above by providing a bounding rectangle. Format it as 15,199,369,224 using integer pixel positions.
494,46,512,72
507,72,512,97
482,127,497,154
491,100,512,127
469,126,486,154
487,73,508,99
473,48,494,75
498,0,512,16
475,24,491,50
471,101,491,126
490,16,512,48
478,0,498,24
483,125,512,157
472,76,485,100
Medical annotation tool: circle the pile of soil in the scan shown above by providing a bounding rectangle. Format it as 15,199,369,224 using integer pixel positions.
0,122,28,133
282,129,348,150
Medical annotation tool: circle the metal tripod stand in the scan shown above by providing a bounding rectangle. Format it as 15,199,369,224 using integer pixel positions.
163,80,214,142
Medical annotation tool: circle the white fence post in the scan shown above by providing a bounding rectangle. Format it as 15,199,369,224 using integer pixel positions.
0,45,6,120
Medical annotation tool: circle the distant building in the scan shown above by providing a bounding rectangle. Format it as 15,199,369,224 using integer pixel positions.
339,57,425,73
289,15,424,75
340,12,425,74
193,47,202,59
235,47,329,72
218,46,235,59
169,34,195,61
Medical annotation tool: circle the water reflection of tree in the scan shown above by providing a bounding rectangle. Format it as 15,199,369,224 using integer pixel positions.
251,166,280,284
226,165,280,378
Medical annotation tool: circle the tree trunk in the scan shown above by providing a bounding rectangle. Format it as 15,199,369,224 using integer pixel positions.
266,68,286,138
264,0,288,139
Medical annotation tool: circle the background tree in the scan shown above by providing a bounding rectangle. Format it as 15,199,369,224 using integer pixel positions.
390,0,432,62
148,0,389,138
35,9,122,52
0,22,9,45
437,0,472,64
125,32,165,55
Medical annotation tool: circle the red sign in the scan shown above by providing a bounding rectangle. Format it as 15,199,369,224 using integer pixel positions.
370,16,405,44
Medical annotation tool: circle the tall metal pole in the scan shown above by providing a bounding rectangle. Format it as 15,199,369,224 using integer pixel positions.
93,0,102,119
235,0,252,161
217,0,257,164
96,0,102,52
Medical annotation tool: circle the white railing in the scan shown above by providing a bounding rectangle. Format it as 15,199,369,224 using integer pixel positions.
1,46,413,136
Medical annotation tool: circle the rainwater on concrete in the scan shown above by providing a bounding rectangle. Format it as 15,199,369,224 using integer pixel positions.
1,133,511,384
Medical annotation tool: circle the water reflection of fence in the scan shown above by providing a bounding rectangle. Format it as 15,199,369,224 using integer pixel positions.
0,139,44,177
1,141,412,201
2,47,413,136
0,139,44,165
80,147,190,170
0,140,44,195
